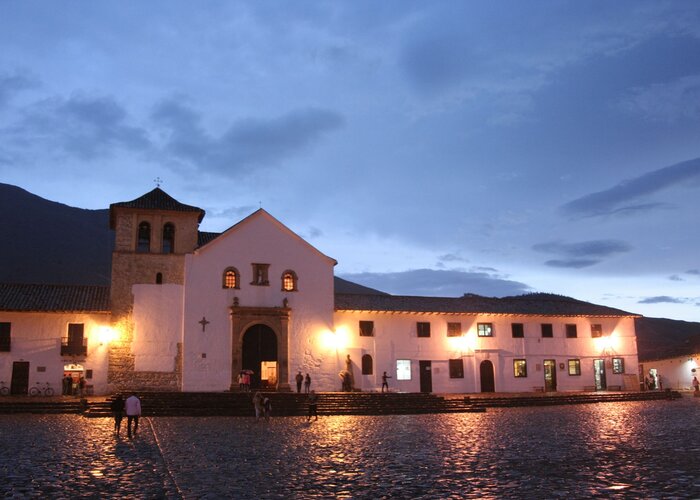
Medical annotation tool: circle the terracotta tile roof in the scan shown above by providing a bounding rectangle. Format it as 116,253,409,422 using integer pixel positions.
0,283,110,312
109,188,205,227
335,292,638,317
198,231,221,247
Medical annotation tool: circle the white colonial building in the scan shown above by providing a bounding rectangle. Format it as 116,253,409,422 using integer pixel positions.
0,188,640,396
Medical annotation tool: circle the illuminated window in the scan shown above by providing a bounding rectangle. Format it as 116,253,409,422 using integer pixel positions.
162,223,175,254
0,322,10,352
591,324,603,338
222,268,240,289
612,358,624,374
362,354,373,375
447,322,462,337
477,323,493,337
511,323,524,338
513,359,527,377
396,359,411,380
541,324,553,338
566,324,578,338
359,321,374,337
281,270,298,291
137,221,151,253
251,263,269,286
568,359,581,376
449,359,464,378
417,322,431,338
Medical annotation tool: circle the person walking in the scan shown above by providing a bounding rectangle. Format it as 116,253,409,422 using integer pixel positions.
304,373,311,394
263,396,272,422
692,375,699,394
381,371,392,393
125,392,142,438
307,390,318,421
296,371,304,393
253,392,264,420
110,394,125,436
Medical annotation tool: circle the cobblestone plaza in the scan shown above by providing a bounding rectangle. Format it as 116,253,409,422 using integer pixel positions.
1,397,698,498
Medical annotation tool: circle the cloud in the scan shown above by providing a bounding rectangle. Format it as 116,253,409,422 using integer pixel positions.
438,253,469,264
339,268,531,298
152,99,344,175
638,296,687,304
6,93,150,160
621,74,700,123
533,239,632,269
0,71,37,107
560,158,700,218
543,259,601,269
668,275,684,282
687,269,700,276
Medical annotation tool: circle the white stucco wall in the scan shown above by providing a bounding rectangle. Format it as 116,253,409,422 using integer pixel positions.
640,354,700,390
132,283,184,371
0,311,111,395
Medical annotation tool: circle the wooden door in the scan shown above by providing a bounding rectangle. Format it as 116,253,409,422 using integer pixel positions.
11,361,29,395
419,360,432,393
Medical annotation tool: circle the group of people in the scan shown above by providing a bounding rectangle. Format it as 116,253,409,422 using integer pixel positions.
295,372,312,393
237,371,252,392
61,374,87,396
109,392,142,438
252,392,273,421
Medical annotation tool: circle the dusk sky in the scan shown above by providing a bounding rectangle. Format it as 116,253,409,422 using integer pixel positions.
1,2,699,321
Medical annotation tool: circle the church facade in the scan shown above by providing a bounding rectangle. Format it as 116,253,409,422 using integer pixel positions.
0,188,640,396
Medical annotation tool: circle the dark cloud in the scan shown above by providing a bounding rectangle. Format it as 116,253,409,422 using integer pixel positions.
668,275,684,282
561,158,700,218
638,296,686,304
152,99,344,175
534,239,632,269
7,93,150,160
438,253,469,263
339,268,531,298
544,259,600,269
0,71,36,107
687,269,700,276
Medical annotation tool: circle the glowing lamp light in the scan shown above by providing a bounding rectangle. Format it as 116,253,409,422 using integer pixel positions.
448,331,477,352
97,326,117,345
321,326,348,350
595,333,619,353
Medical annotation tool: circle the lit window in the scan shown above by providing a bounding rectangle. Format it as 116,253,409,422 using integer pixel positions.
568,359,581,376
359,321,374,337
281,270,298,292
362,354,373,375
477,323,493,337
513,359,527,377
162,223,175,254
566,324,578,338
541,324,553,338
396,359,411,380
612,358,624,374
223,268,240,289
511,323,524,338
137,221,151,253
417,322,431,338
591,324,603,338
449,359,464,378
251,263,269,286
447,322,462,337
0,322,10,352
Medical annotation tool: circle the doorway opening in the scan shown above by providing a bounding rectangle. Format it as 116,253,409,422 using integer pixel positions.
480,360,495,392
419,360,432,393
594,359,607,390
242,324,278,390
63,363,85,396
11,361,30,395
543,359,557,392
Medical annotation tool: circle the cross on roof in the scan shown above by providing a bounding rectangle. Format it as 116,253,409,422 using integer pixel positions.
154,177,163,187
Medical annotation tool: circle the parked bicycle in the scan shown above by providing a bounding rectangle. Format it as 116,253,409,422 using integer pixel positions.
29,381,54,397
0,381,9,396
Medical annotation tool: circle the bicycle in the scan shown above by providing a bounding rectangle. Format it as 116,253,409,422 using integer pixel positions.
29,381,54,397
0,381,9,396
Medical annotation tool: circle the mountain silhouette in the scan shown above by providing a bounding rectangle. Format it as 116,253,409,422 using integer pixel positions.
0,182,698,361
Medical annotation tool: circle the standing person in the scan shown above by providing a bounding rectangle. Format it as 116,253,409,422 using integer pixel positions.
296,371,304,393
253,392,263,420
62,375,71,396
238,372,245,392
307,390,318,421
263,396,272,422
78,376,86,397
110,395,125,436
693,375,699,394
381,371,392,393
304,373,311,394
125,392,142,439
345,355,355,391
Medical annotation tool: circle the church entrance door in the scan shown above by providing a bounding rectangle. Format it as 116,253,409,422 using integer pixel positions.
242,324,278,390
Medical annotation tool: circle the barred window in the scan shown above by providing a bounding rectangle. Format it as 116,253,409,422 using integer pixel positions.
281,270,298,291
511,323,524,338
513,359,527,377
541,324,553,338
447,322,462,337
566,324,578,338
568,359,581,376
359,321,374,337
223,268,240,289
612,358,624,374
591,324,603,338
449,359,464,378
477,323,493,337
417,322,431,338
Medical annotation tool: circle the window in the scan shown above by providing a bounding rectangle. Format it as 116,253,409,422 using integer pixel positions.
362,354,373,375
359,321,374,337
568,359,581,376
566,324,578,338
417,322,431,338
137,221,151,253
251,263,269,286
156,272,163,284
162,223,175,254
612,358,625,374
591,324,603,338
61,324,87,356
477,323,493,337
449,359,464,378
0,322,10,352
396,359,411,380
447,322,462,337
541,324,553,338
511,323,524,338
85,369,93,379
513,359,527,377
223,268,240,289
281,270,298,292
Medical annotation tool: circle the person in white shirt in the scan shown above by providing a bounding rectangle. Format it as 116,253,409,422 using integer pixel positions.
125,393,142,438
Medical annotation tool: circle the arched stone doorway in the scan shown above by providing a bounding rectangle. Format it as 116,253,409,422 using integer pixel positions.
480,360,495,392
242,324,278,390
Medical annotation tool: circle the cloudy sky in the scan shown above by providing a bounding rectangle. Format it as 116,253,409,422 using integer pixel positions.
1,1,700,321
